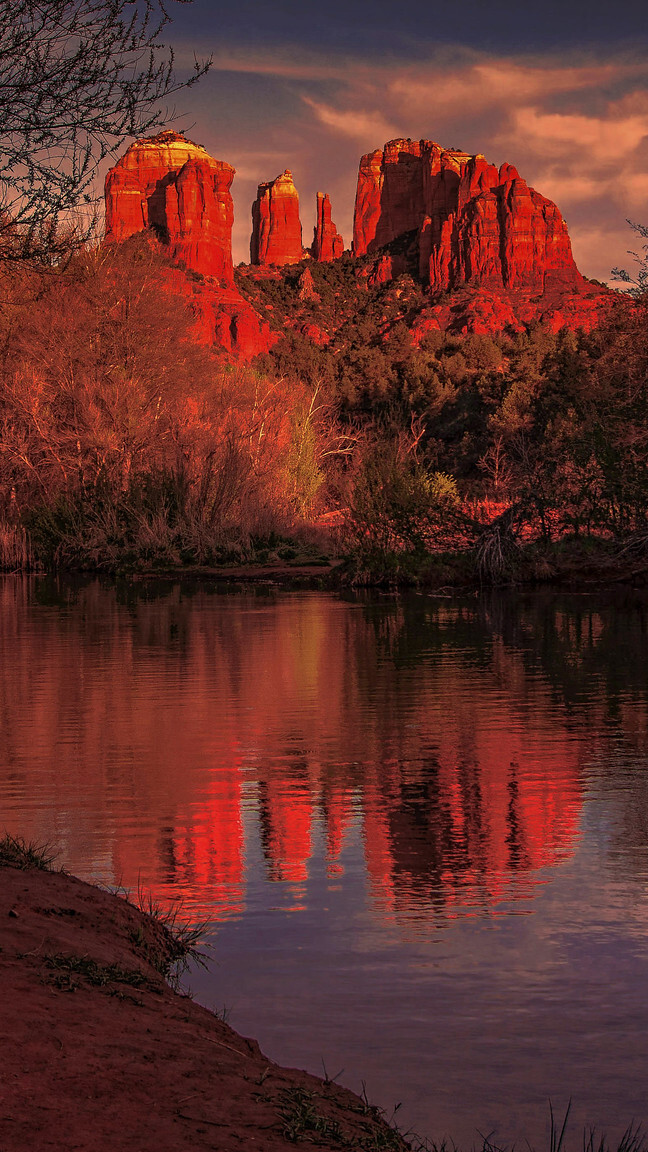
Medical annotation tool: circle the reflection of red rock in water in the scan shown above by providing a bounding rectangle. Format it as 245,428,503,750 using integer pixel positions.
165,769,245,920
361,715,582,922
258,777,314,887
321,785,354,876
109,757,245,923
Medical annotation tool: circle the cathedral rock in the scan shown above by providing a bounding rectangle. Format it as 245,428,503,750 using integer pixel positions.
104,131,236,284
353,138,583,294
250,170,304,266
104,133,273,359
311,193,344,262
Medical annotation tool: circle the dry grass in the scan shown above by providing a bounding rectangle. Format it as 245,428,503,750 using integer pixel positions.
0,522,35,570
0,832,57,870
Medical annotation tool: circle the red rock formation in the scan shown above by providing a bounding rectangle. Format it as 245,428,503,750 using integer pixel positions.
250,170,304,266
352,138,582,295
105,133,275,358
188,282,276,360
105,131,235,284
311,192,344,261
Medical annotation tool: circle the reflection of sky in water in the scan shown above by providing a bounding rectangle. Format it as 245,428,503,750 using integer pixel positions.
1,578,648,1147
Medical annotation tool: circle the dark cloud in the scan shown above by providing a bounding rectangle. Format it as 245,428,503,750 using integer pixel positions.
184,0,648,55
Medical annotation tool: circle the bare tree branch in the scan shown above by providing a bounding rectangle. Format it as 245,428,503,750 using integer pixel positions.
0,0,210,262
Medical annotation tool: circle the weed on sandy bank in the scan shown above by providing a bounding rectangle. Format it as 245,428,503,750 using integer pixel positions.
0,832,56,870
129,883,209,988
42,952,156,995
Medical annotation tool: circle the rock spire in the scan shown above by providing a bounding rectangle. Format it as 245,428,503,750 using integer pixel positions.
311,193,344,261
250,170,304,266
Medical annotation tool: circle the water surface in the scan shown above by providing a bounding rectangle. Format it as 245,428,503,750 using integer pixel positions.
2,576,648,1148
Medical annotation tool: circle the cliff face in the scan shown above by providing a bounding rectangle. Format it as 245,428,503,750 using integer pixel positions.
104,131,235,284
353,139,582,294
250,171,304,266
311,193,344,262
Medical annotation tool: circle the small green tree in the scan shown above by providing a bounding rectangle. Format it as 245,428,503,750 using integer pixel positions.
611,221,648,298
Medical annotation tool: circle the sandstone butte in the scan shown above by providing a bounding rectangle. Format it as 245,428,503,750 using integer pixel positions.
105,130,236,282
0,854,411,1151
104,131,610,355
352,137,581,292
311,192,344,262
104,131,273,358
352,138,608,334
250,169,304,266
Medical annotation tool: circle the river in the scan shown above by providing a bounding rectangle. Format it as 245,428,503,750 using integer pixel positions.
2,575,647,1149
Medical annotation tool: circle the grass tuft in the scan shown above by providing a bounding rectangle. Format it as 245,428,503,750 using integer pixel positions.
0,832,57,871
42,952,155,993
277,1087,344,1144
129,883,210,988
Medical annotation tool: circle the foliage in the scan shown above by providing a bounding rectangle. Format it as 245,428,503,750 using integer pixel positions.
611,221,648,298
344,431,468,565
0,0,209,262
0,238,329,568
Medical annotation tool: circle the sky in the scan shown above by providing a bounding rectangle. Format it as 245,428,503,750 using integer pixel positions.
160,0,648,281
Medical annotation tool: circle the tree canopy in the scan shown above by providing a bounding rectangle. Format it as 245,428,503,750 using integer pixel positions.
0,0,209,261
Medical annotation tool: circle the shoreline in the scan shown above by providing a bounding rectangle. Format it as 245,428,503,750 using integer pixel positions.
0,845,414,1151
5,537,648,594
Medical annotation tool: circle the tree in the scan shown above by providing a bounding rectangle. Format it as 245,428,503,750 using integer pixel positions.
0,0,209,262
611,220,648,298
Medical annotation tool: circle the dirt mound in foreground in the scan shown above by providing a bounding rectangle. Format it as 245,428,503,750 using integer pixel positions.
0,853,410,1151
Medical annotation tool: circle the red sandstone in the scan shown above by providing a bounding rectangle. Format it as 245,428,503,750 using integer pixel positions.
311,193,344,261
105,133,273,358
105,131,235,284
250,170,304,266
353,138,582,295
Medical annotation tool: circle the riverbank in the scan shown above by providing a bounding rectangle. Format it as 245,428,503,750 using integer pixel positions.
3,527,648,593
123,533,648,593
0,839,412,1152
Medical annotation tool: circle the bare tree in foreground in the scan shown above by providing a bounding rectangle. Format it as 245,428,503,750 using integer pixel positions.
0,0,209,262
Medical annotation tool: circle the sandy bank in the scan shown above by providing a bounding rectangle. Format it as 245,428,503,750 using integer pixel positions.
0,850,411,1151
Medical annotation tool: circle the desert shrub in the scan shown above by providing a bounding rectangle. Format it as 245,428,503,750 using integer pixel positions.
0,238,331,568
344,433,469,562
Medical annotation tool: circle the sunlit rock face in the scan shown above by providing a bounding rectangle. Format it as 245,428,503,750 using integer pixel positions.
105,133,274,358
104,131,235,284
311,192,344,262
250,170,304,266
352,138,582,294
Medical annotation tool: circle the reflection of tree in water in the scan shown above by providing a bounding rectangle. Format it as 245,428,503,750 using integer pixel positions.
354,588,648,736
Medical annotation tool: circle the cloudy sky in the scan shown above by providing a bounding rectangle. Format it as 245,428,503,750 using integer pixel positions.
163,0,648,281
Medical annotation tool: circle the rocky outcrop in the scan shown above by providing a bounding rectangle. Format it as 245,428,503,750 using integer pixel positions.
105,131,235,284
250,171,304,266
352,138,582,294
105,133,274,358
311,193,344,261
